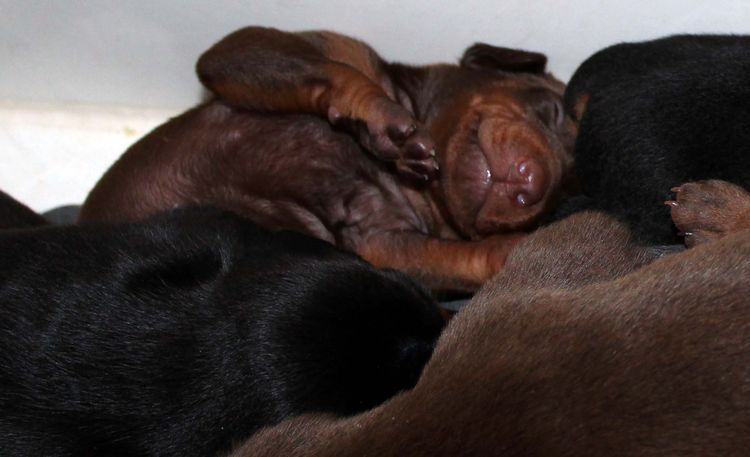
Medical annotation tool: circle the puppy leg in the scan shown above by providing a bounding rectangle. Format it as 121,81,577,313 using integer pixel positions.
361,211,661,295
196,26,437,180
357,231,526,293
667,180,750,247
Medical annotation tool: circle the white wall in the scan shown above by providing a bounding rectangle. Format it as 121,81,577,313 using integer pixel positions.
2,0,750,211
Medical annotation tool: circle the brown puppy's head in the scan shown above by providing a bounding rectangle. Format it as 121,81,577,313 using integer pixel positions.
425,44,576,239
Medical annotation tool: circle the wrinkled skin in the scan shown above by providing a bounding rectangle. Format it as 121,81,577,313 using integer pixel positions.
423,69,574,238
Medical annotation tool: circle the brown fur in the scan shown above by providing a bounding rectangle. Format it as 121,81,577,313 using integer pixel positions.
78,26,575,293
667,179,750,247
228,211,750,456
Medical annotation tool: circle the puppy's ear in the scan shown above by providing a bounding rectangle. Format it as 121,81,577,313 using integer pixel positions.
460,43,547,74
126,248,226,292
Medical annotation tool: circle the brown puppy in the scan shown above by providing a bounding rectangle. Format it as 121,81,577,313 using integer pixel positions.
78,26,575,293
228,212,750,457
668,179,750,247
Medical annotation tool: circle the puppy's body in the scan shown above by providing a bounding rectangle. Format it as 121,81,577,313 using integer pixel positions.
231,212,750,456
79,27,575,293
0,207,443,457
562,35,750,244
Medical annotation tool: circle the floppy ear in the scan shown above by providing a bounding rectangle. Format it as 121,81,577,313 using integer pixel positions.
460,43,547,74
126,248,226,292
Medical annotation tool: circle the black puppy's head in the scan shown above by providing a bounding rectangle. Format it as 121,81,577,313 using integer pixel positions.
143,213,447,418
257,255,445,416
0,206,442,457
563,35,709,121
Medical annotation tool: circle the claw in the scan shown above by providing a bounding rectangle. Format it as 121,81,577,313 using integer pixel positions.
327,106,343,124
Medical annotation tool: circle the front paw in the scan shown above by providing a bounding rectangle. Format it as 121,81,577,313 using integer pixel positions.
329,98,439,181
666,179,750,248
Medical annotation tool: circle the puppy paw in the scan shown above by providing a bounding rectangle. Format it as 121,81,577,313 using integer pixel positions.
666,180,750,248
329,98,439,182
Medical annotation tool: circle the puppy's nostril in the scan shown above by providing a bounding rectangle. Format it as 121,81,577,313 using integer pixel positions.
509,159,547,207
518,162,534,182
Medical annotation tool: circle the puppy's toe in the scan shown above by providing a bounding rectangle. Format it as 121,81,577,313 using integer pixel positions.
364,100,439,180
394,131,439,181
394,157,440,183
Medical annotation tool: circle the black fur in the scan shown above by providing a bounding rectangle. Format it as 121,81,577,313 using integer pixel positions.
562,34,750,243
0,206,443,457
0,190,48,229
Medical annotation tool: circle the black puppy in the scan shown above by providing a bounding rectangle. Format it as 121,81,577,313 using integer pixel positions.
0,205,443,457
562,35,750,244
0,190,48,229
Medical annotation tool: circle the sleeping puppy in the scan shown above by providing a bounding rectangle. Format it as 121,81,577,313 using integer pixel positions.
561,34,750,244
78,26,576,293
0,206,443,457
0,190,48,229
229,211,750,456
